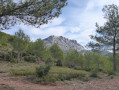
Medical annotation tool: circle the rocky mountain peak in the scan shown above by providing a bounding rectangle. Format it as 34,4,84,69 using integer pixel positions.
43,35,85,52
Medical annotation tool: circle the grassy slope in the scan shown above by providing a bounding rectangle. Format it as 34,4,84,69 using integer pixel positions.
0,31,13,53
0,61,88,77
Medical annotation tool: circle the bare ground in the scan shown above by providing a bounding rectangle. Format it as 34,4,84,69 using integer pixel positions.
0,73,119,90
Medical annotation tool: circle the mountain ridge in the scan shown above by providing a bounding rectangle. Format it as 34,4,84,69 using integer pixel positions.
43,35,85,52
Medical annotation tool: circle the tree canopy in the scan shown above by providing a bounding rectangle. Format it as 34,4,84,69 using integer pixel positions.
49,43,63,66
87,4,119,71
0,0,67,30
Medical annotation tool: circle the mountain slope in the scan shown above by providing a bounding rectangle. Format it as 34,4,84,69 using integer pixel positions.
43,35,85,52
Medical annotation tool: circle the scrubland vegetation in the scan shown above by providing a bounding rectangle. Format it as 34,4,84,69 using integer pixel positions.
0,0,119,87
0,28,118,84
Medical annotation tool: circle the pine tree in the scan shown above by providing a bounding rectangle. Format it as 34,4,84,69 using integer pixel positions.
49,43,63,66
88,4,119,71
0,0,67,30
11,29,30,62
29,39,46,63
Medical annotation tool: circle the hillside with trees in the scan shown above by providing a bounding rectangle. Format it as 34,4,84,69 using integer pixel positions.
0,0,119,89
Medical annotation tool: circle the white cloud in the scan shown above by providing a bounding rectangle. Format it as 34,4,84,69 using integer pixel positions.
62,0,119,45
40,17,65,28
3,0,119,46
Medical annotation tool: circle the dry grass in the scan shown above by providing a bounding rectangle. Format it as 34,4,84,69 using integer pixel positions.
0,61,39,73
0,84,15,90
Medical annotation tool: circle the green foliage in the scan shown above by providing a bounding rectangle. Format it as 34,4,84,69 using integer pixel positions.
0,44,2,48
9,65,88,83
56,59,62,66
5,53,12,61
108,71,115,76
10,29,30,63
35,75,58,84
10,58,17,63
28,39,46,61
74,66,81,70
0,0,67,30
36,65,51,77
87,4,119,71
0,32,12,44
90,68,98,77
13,29,30,52
57,73,85,81
45,57,54,66
0,32,13,56
2,42,7,46
10,68,36,76
49,66,87,82
24,56,37,63
64,49,83,68
49,43,64,66
34,66,88,84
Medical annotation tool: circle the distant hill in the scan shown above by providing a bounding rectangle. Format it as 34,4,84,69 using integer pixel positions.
43,35,85,52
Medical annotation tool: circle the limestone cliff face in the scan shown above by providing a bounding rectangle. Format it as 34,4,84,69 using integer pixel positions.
43,35,85,52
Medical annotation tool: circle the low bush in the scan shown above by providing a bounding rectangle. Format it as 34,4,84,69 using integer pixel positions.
10,58,17,63
82,67,91,71
90,68,98,77
50,67,88,81
45,57,54,65
34,74,58,84
10,66,88,84
74,66,81,70
56,59,62,66
57,73,85,81
24,56,37,63
34,72,86,84
36,65,51,77
5,53,12,61
2,42,7,46
108,71,115,76
10,68,36,76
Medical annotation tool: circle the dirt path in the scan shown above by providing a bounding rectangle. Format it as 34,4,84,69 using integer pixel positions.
0,74,119,90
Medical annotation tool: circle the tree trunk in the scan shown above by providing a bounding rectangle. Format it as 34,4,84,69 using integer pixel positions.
87,58,90,69
37,57,40,64
113,37,116,71
11,51,13,58
17,52,20,63
20,52,22,61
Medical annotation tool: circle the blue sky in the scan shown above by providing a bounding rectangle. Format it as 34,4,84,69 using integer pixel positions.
3,0,119,46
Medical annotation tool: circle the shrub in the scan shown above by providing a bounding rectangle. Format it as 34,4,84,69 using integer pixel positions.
0,44,2,48
5,53,12,61
34,71,86,84
82,67,91,71
56,59,62,66
74,66,81,70
24,56,37,62
50,67,87,81
10,58,17,63
57,73,85,81
45,57,54,65
108,71,115,76
35,74,58,84
2,42,7,46
90,68,98,77
36,65,51,77
83,76,89,82
10,68,36,76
